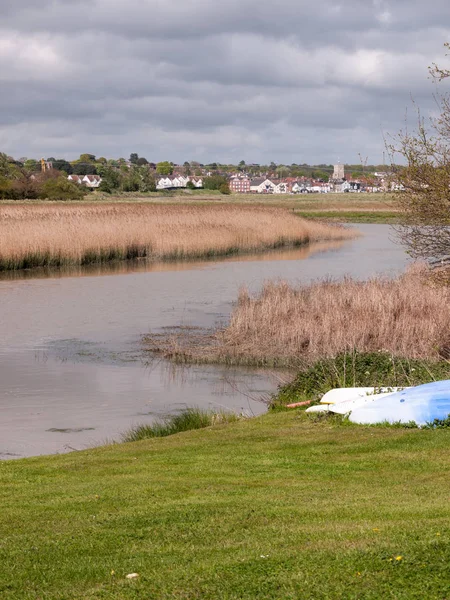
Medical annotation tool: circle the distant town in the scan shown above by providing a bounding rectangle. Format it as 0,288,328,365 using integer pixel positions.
0,152,401,200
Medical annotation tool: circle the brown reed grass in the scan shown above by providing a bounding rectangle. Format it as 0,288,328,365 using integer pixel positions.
0,203,356,271
156,265,450,367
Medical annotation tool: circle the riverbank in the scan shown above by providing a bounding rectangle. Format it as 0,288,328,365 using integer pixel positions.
0,203,356,271
2,411,450,599
144,266,450,368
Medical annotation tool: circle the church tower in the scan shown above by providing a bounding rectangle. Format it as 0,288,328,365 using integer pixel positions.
332,162,345,180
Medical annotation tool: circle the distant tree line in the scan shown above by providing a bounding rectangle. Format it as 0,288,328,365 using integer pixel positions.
0,154,88,200
1,149,392,201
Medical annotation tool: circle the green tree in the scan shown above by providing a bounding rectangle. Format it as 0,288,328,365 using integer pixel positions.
121,172,140,192
276,165,289,178
312,170,329,182
219,182,231,195
79,154,96,163
0,176,12,199
52,159,73,175
203,175,228,190
24,159,40,172
130,153,139,165
137,166,156,192
39,177,88,201
97,165,121,192
0,152,20,179
72,163,97,176
156,161,173,176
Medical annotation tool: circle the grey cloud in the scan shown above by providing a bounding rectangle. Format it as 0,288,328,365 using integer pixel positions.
0,0,449,163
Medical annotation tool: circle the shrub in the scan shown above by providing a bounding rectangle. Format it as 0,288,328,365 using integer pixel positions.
272,351,450,409
203,175,229,190
423,414,450,429
39,178,89,201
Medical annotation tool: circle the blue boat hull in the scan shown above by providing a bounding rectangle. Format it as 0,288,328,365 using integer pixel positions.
349,380,450,426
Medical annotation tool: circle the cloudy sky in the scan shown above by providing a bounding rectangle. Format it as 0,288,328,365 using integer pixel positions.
1,0,450,164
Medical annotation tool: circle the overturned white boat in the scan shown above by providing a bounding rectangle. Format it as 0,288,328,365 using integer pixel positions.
348,380,450,426
305,381,450,426
305,387,402,415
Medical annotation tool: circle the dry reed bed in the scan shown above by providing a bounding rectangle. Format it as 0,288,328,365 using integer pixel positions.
0,203,356,270
158,266,450,367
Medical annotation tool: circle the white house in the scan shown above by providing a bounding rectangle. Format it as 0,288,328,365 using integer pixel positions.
250,178,276,193
68,174,83,184
156,176,203,190
156,177,173,190
292,182,309,193
273,181,288,194
170,177,184,188
68,174,102,187
82,175,102,188
333,180,351,193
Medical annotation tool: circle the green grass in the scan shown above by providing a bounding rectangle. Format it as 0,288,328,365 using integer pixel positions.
122,408,243,441
272,352,450,409
2,412,450,598
294,210,400,224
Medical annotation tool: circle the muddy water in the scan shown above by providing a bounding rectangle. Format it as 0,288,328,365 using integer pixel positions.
0,225,410,459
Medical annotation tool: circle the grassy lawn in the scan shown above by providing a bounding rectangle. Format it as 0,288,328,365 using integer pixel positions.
294,210,400,224
2,412,450,599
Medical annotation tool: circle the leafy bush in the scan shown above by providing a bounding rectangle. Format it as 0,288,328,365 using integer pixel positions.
220,182,231,195
424,414,450,429
39,177,89,201
203,175,229,190
272,352,450,409
0,176,13,199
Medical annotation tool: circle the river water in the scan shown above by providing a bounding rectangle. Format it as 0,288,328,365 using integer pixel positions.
0,224,410,459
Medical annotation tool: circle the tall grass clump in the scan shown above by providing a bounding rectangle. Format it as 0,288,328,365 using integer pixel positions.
159,265,450,367
122,408,243,442
0,203,356,271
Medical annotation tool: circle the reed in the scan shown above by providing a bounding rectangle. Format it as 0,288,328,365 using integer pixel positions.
122,408,243,442
0,203,356,271
158,265,450,367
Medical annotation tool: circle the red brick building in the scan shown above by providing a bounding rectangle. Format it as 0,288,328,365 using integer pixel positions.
230,176,250,193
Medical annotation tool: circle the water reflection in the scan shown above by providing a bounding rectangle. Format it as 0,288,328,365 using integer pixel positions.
0,239,348,281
